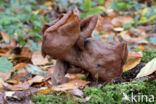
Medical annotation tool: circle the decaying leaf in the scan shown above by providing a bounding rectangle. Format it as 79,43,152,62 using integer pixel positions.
0,78,4,88
123,52,142,72
5,90,34,104
6,83,30,91
52,74,89,91
0,92,6,104
20,47,32,59
31,50,49,65
136,58,156,78
52,80,89,91
111,15,133,27
68,89,83,97
6,75,45,91
0,72,10,81
28,75,44,85
0,32,10,43
10,69,31,84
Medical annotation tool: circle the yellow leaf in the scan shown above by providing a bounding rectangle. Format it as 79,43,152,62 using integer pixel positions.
37,88,53,95
44,1,53,7
14,63,28,71
136,58,156,78
98,6,106,11
139,8,156,24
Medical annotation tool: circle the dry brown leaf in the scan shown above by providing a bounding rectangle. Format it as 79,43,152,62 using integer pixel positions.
95,15,114,32
0,72,10,81
52,73,89,91
7,83,30,91
20,47,32,59
31,50,49,65
123,52,142,72
6,75,44,91
28,75,44,85
136,58,156,78
14,63,28,71
0,78,4,88
0,32,10,43
10,69,31,84
111,15,133,27
119,31,146,43
52,80,89,91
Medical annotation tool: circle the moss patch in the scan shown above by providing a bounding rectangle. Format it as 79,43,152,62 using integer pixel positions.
33,80,156,104
141,49,156,63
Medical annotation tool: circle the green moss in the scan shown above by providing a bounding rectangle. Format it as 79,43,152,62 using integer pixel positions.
33,80,156,104
84,80,156,104
32,92,78,104
141,49,156,63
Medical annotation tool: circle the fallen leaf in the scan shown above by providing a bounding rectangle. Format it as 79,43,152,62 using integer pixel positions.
111,15,133,27
37,87,53,95
14,63,28,71
28,75,44,85
11,69,32,84
0,72,10,81
7,80,18,85
0,92,6,104
20,47,32,60
136,58,156,78
52,80,89,91
52,73,89,91
95,15,114,32
5,90,33,103
6,76,45,91
7,83,30,91
44,1,53,7
123,52,142,72
25,64,47,75
0,57,13,73
0,32,10,43
68,89,83,97
0,78,4,88
31,50,49,65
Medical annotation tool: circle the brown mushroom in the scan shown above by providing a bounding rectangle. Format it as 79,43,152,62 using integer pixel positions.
41,7,128,85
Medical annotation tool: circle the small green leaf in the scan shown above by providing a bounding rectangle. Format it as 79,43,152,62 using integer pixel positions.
111,2,118,12
0,57,13,73
81,75,86,80
98,0,104,5
117,3,128,11
122,23,132,30
88,7,101,15
83,0,92,11
80,13,88,18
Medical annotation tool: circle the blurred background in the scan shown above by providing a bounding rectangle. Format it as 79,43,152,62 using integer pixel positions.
0,0,156,62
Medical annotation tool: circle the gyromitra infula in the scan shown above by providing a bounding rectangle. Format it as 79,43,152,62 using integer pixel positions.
41,7,128,85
